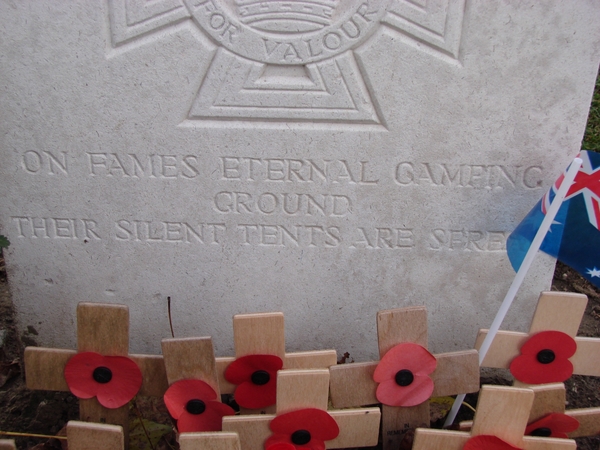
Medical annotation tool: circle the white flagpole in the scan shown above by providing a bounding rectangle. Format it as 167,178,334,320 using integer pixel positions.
443,157,583,427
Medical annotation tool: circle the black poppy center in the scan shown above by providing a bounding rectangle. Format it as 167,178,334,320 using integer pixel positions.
291,430,311,445
92,366,113,384
530,427,552,437
394,369,414,386
185,399,206,415
536,349,556,364
251,370,270,386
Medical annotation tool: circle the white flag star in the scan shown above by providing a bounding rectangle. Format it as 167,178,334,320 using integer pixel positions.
586,267,600,278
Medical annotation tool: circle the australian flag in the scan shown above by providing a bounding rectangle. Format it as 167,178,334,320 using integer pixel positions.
507,150,600,289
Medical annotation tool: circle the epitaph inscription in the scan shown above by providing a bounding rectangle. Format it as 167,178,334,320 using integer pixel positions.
12,152,542,251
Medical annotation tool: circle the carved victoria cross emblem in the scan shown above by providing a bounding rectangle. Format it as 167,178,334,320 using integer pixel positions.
109,0,466,126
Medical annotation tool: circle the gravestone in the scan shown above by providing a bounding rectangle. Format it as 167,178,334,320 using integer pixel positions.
1,1,599,359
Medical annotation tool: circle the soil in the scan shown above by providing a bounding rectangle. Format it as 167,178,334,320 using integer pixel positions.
0,256,598,449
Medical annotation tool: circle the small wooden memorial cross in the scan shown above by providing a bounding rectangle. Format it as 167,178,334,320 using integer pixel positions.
161,336,239,443
179,432,241,450
475,292,600,385
412,385,576,450
162,336,223,400
328,306,480,450
24,303,169,445
460,383,600,439
222,368,381,450
526,383,600,439
215,312,337,413
0,440,15,450
0,424,124,450
67,420,124,450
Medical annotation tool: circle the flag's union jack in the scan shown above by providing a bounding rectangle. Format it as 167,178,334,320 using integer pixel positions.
508,150,600,289
542,152,600,229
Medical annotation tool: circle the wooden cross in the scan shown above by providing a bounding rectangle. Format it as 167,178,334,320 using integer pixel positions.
222,369,381,450
179,432,241,450
475,291,600,383
413,385,577,449
162,336,222,397
67,420,124,450
0,440,15,450
527,383,600,439
24,303,169,445
328,306,480,450
460,383,600,439
214,312,338,413
161,335,241,448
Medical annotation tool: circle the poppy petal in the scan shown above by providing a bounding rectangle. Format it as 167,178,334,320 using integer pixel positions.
270,408,339,441
525,413,580,438
94,356,143,408
463,435,522,450
266,442,296,450
265,434,293,449
164,379,219,419
64,352,106,399
510,354,574,384
510,331,576,384
224,354,283,384
176,400,235,433
520,331,577,360
64,353,142,408
234,379,277,409
373,343,436,382
266,433,326,450
375,375,434,406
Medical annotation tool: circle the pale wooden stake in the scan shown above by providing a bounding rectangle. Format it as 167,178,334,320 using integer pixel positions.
161,336,243,448
222,369,381,450
475,292,600,379
413,385,577,450
329,306,479,450
162,336,221,395
67,421,124,450
525,383,600,438
460,383,600,439
214,312,337,413
24,303,169,447
0,440,15,450
179,432,241,450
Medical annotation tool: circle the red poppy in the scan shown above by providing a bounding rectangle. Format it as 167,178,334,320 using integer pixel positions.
525,413,579,439
64,351,142,409
509,331,577,384
224,354,283,409
372,342,437,407
463,435,522,450
265,408,340,450
163,379,235,433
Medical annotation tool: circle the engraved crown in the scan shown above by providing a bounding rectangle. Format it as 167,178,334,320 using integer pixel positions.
235,0,340,33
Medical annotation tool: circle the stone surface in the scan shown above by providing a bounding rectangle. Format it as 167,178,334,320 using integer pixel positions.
0,1,599,360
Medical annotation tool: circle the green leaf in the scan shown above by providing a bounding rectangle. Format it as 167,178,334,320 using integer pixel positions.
429,396,457,421
128,418,173,450
0,235,10,248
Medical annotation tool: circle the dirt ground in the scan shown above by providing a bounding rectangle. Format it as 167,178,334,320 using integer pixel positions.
0,256,598,449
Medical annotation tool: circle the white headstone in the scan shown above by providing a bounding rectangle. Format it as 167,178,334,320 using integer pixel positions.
1,1,599,359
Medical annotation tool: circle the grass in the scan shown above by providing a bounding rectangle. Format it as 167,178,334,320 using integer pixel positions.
582,70,600,151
